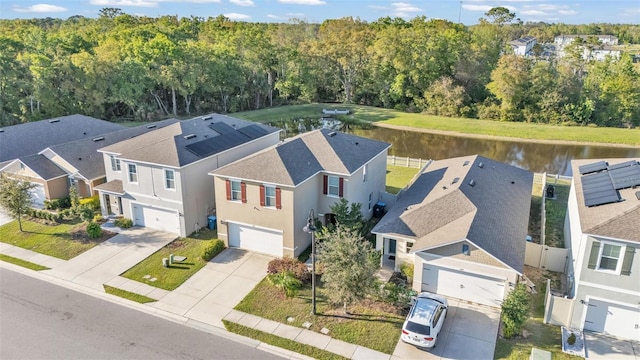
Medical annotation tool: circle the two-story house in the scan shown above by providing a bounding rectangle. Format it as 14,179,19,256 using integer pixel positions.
372,155,533,307
210,129,390,258
564,158,639,341
509,36,537,56
95,114,280,237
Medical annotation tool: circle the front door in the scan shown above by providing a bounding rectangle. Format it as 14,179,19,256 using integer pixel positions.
105,194,112,215
388,239,396,255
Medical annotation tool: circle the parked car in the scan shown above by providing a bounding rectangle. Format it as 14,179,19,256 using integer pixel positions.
401,292,448,349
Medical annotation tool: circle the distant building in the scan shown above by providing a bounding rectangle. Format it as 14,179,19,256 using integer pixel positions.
554,35,619,47
554,35,620,61
509,36,537,56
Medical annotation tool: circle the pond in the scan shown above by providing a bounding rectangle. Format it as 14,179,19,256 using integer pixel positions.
351,127,640,176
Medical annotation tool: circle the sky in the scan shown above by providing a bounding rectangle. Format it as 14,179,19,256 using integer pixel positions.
1,0,639,25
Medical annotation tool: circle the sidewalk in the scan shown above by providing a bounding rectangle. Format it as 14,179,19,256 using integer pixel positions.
0,234,392,360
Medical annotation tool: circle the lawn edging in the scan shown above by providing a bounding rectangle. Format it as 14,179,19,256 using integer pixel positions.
103,285,156,304
0,254,50,271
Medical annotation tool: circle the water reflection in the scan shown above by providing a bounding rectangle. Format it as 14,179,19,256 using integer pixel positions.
352,127,640,176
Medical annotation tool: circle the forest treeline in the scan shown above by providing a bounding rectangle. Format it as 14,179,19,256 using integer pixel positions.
1,8,639,127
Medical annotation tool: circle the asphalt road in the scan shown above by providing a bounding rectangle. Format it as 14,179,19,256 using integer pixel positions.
0,268,283,360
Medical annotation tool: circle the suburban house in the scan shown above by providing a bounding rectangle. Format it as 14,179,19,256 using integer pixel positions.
509,36,537,56
554,34,619,47
95,114,280,237
554,34,621,61
562,158,640,341
210,129,391,258
372,155,533,307
0,115,126,206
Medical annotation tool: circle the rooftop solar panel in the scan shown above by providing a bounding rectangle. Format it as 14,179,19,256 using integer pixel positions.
584,191,620,207
237,124,269,140
208,122,235,134
186,131,251,158
579,161,608,175
610,164,640,189
607,160,637,171
581,171,620,207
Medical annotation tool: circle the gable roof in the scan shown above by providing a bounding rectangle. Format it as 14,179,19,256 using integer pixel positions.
210,129,391,186
0,115,126,163
15,154,68,180
99,114,279,168
372,155,533,273
571,158,640,242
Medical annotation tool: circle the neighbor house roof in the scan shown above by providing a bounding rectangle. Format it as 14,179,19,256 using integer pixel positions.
571,158,640,243
509,36,536,46
0,114,126,163
94,180,124,195
210,129,391,186
99,114,280,168
18,154,68,180
372,155,533,273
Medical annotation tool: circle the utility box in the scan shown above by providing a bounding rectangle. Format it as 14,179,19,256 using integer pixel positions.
208,215,217,230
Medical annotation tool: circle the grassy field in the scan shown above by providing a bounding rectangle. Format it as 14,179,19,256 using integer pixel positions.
386,165,420,194
232,104,640,146
121,229,221,291
0,219,112,260
235,278,404,354
224,321,348,360
0,254,50,271
103,285,157,304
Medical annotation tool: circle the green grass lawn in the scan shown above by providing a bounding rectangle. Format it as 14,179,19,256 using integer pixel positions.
0,219,111,260
232,104,640,146
120,229,221,291
386,165,420,194
224,321,348,360
0,254,50,271
103,285,157,304
235,278,404,354
544,181,571,248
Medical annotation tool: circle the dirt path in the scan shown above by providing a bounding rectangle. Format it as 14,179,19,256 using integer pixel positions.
374,122,640,149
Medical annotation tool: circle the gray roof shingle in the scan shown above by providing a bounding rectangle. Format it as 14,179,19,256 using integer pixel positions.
19,154,67,180
372,155,533,273
211,129,391,185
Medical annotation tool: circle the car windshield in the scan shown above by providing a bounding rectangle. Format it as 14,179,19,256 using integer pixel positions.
405,321,430,335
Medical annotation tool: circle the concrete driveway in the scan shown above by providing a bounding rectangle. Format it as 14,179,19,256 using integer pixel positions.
585,332,640,360
151,248,273,328
392,298,501,360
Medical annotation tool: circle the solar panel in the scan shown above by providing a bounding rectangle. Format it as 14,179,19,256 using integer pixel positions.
208,122,235,134
185,130,251,158
237,124,269,140
579,161,608,175
610,164,640,189
581,171,620,207
607,160,637,171
584,191,620,207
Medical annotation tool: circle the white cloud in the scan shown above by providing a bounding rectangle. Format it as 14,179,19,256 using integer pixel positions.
462,4,493,11
224,12,251,20
557,9,577,15
12,3,68,12
230,0,254,6
391,2,423,17
278,0,326,5
520,9,546,15
89,0,158,7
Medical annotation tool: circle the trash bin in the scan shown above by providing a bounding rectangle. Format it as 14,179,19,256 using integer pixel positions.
373,202,386,218
207,215,217,230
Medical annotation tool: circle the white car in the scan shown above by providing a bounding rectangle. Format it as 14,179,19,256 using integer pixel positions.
401,292,448,349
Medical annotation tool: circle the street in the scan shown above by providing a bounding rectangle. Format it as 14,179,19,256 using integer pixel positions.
0,268,283,360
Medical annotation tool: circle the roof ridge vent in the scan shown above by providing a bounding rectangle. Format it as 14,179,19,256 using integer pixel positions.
146,124,157,129
202,115,213,120
92,136,105,142
478,162,484,168
463,160,469,166
469,179,476,187
49,119,60,123
452,177,460,184
328,131,337,137
184,134,197,140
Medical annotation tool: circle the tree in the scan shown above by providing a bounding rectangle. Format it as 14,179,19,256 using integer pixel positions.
501,283,530,338
0,175,36,232
327,198,364,235
483,7,515,27
317,225,379,314
423,76,470,117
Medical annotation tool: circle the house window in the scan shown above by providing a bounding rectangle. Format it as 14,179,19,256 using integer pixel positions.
128,164,137,183
164,169,175,190
368,192,373,210
264,185,276,207
231,180,241,201
110,155,121,171
328,176,340,196
406,242,413,253
462,244,470,256
598,243,622,271
363,164,368,182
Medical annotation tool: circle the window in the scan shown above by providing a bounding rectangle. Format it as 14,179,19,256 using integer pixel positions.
363,164,368,182
110,155,121,171
462,244,470,256
406,242,414,253
598,243,622,271
368,192,373,210
231,180,241,201
328,175,340,196
164,169,175,190
128,164,137,183
264,185,276,207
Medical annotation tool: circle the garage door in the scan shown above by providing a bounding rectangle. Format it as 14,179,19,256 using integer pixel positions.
29,183,45,207
132,204,180,234
228,223,282,257
422,265,506,307
584,299,640,341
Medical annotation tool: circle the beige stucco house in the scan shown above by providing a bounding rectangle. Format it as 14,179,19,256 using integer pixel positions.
372,155,533,307
210,129,391,258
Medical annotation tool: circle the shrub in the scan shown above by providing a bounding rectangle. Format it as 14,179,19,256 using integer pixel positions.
79,195,100,210
92,214,105,223
202,239,225,261
45,197,71,210
86,222,102,238
501,283,530,339
114,217,133,229
78,205,94,222
567,332,576,345
380,281,414,305
267,257,311,283
60,208,73,218
399,262,414,280
268,271,302,298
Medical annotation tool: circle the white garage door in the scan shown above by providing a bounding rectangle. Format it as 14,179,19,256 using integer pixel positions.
29,183,45,207
132,204,180,234
422,265,506,307
584,299,640,341
228,223,282,257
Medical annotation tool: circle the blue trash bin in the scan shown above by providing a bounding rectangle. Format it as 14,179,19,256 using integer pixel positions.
207,215,217,230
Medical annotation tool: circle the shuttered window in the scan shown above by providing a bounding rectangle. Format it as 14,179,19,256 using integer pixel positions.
588,239,633,275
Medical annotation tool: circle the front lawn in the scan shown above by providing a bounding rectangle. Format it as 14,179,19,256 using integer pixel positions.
386,165,420,194
120,229,221,291
0,219,113,260
235,278,404,354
